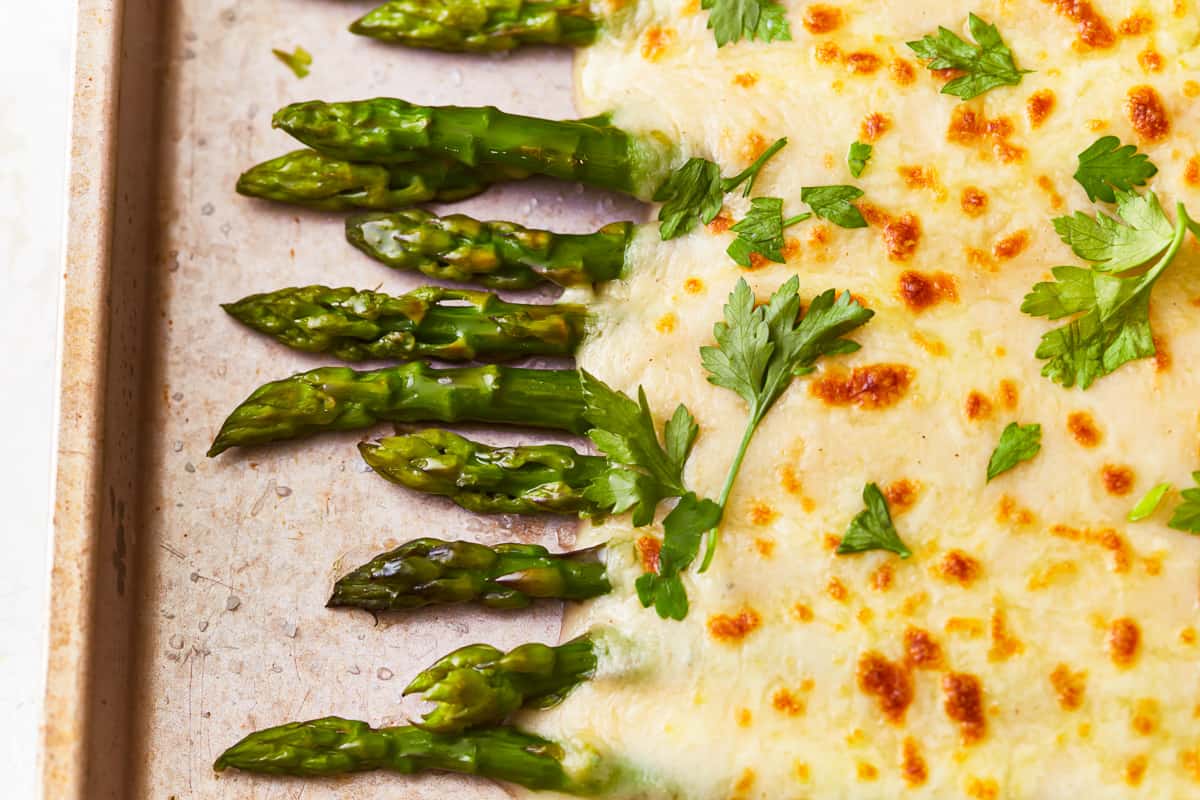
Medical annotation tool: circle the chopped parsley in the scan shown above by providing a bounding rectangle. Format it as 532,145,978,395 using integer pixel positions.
847,141,873,178
634,493,722,620
272,46,312,79
906,13,1029,100
837,483,912,558
654,137,787,240
1128,482,1171,522
697,277,874,570
726,197,810,267
1169,473,1200,533
986,422,1042,481
800,185,868,228
1022,191,1195,388
702,0,792,48
1073,136,1159,203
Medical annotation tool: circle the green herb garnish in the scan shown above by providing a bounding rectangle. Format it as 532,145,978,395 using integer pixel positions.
847,141,872,178
702,0,791,48
986,422,1042,481
1128,482,1171,522
906,13,1029,100
800,185,868,228
1169,473,1200,533
726,197,811,267
837,483,911,558
272,46,312,78
1073,136,1159,204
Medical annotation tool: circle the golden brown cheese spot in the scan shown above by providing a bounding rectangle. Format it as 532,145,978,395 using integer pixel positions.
741,131,770,161
904,626,945,670
731,767,756,797
857,652,915,724
683,277,705,294
707,211,733,233
1180,749,1200,782
792,602,814,622
899,270,957,312
900,591,927,616
823,533,842,551
844,51,882,74
947,106,1026,162
1181,626,1197,645
996,494,1037,527
966,390,994,420
910,331,947,357
1086,118,1108,132
772,688,806,716
966,777,999,800
1131,698,1159,735
901,738,928,787
732,72,758,88
745,252,770,270
884,479,920,514
889,57,917,86
735,707,753,727
1126,85,1170,142
802,4,843,33
947,617,986,638
1027,90,1056,128
1051,525,1131,572
1050,664,1086,710
656,313,677,333
998,379,1018,409
1035,176,1065,211
752,537,775,559
1125,755,1149,786
1186,157,1200,187
1027,559,1078,590
1067,411,1102,447
781,237,802,261
1101,464,1136,496
808,223,832,248
943,673,987,744
826,576,849,602
749,500,778,526
1138,48,1164,73
1118,12,1154,35
640,26,676,61
857,607,875,626
636,535,661,573
779,464,803,494
989,608,1024,661
793,761,811,781
1044,0,1116,49
815,41,842,64
1187,80,1200,98
856,762,879,781
899,165,939,191
993,229,1030,260
937,550,983,586
708,609,762,643
961,186,989,217
811,364,915,410
1108,617,1141,667
860,112,891,142
882,214,923,261
870,563,894,591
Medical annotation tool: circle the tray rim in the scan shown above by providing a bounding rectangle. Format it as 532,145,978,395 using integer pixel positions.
42,1,124,797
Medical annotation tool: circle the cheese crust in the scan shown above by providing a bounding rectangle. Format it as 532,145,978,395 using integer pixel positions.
522,1,1200,797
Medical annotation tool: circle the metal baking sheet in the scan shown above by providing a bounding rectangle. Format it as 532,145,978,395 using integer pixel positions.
44,1,643,796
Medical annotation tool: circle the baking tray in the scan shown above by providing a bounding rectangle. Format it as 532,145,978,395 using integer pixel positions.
44,1,644,796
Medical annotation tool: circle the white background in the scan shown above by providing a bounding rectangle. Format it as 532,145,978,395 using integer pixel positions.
0,3,74,796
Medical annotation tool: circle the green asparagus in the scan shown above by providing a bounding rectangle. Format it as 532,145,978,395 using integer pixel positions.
235,148,528,211
359,429,606,515
272,98,672,199
405,636,597,732
351,0,601,52
223,285,587,361
214,716,593,791
328,537,611,610
347,209,630,289
207,363,586,456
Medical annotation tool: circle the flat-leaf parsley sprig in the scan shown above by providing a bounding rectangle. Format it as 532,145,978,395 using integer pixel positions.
725,186,868,267
907,13,1030,100
702,0,791,48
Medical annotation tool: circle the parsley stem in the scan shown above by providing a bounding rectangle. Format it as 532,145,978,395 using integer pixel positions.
782,212,812,227
697,416,758,573
721,137,787,197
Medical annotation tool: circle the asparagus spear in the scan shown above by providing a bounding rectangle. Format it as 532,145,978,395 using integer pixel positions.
405,636,597,733
207,364,586,456
214,716,595,791
359,429,606,515
327,537,611,610
351,0,601,52
235,148,528,211
223,285,588,361
347,209,630,289
272,99,672,199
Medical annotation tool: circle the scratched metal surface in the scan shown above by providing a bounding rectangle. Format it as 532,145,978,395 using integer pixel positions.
113,1,641,797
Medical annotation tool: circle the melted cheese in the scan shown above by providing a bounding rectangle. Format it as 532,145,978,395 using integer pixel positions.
526,1,1200,797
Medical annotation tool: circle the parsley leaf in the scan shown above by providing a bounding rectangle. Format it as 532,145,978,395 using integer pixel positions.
847,141,872,178
1073,136,1159,203
1022,194,1193,388
906,13,1029,100
837,483,911,558
800,185,868,228
1169,473,1200,533
697,277,874,569
654,138,788,240
634,493,722,620
1052,190,1175,273
273,46,312,78
579,371,692,526
1128,482,1172,522
726,197,811,267
701,0,792,48
986,422,1042,481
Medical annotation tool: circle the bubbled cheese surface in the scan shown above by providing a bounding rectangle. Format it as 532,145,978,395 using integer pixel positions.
527,1,1200,798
